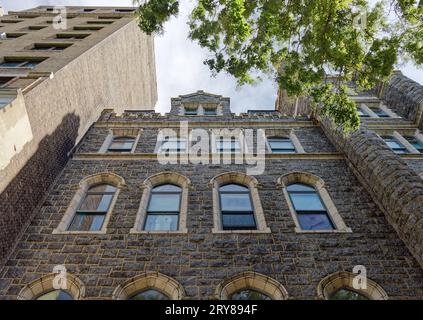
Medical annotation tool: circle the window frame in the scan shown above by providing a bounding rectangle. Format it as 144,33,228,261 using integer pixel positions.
218,183,256,231
267,136,297,154
107,136,136,153
381,135,408,154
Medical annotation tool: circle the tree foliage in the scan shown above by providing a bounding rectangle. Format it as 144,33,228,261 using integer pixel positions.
135,0,423,132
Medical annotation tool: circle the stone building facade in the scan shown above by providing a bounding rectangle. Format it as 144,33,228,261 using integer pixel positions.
0,6,157,266
1,78,423,299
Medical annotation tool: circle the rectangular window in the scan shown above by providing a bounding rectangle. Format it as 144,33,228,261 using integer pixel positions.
107,136,135,153
56,33,90,40
216,137,241,153
1,19,24,24
204,108,217,116
404,136,423,153
115,9,136,12
0,95,14,108
357,107,370,118
1,33,26,39
73,25,103,31
371,107,390,118
0,77,14,87
31,43,72,51
0,58,44,68
87,20,114,25
160,138,187,153
184,108,198,115
268,137,296,153
381,136,408,154
28,25,48,30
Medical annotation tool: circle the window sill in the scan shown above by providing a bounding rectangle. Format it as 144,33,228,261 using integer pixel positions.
52,229,107,235
212,228,271,234
129,228,188,235
294,227,352,234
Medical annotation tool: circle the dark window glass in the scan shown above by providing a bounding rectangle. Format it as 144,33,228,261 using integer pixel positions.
68,184,116,231
107,136,135,153
31,44,70,51
404,136,423,153
231,290,271,300
219,184,256,230
268,137,296,153
0,77,13,87
371,107,389,117
329,288,369,300
217,138,240,153
184,108,197,115
130,289,169,300
357,108,370,118
144,184,181,231
204,108,217,115
160,138,187,153
36,290,73,300
381,136,408,154
287,183,334,231
0,60,40,68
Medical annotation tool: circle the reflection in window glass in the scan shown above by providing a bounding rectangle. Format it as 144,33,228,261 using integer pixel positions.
36,290,73,300
287,183,334,230
130,289,169,300
107,136,135,153
381,136,408,154
219,184,256,230
68,184,116,231
231,289,271,300
268,137,296,153
329,288,368,300
144,184,181,231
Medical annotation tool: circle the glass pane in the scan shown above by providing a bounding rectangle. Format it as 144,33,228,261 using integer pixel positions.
36,290,73,300
144,214,178,231
79,194,113,211
0,61,23,67
109,141,133,150
219,184,249,192
22,61,39,68
298,213,334,230
286,183,316,192
152,184,181,192
269,140,294,149
222,214,256,229
384,139,402,149
89,184,116,193
405,136,423,152
205,109,216,115
290,193,325,211
148,194,180,212
220,193,252,211
231,290,271,300
329,288,368,300
68,214,105,231
130,289,169,300
372,108,389,117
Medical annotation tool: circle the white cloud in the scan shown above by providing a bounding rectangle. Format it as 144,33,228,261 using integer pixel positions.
1,0,422,113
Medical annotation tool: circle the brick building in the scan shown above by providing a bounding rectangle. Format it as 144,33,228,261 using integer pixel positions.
0,6,157,267
1,71,423,299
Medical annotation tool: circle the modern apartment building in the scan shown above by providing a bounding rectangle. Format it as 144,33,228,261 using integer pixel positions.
0,73,422,299
0,6,157,266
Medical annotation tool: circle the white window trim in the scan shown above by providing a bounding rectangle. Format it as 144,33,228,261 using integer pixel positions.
277,172,352,234
53,172,126,234
99,128,141,154
209,172,271,234
130,172,191,234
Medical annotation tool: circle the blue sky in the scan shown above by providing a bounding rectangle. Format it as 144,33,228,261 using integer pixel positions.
1,0,422,114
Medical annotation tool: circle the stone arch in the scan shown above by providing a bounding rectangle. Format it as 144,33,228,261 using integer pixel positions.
131,172,192,233
317,271,388,300
209,172,270,233
17,273,86,300
112,272,185,300
215,271,288,300
53,172,126,234
277,171,351,233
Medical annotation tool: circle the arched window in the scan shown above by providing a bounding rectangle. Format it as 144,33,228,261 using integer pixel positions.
144,184,182,231
215,272,288,300
219,184,255,230
278,172,351,233
210,172,270,234
36,290,73,300
68,184,116,231
317,271,388,300
18,273,85,300
113,272,185,300
54,172,125,234
131,172,191,234
129,289,169,300
286,183,334,231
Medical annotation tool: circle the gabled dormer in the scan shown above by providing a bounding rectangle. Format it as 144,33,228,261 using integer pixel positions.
168,90,231,117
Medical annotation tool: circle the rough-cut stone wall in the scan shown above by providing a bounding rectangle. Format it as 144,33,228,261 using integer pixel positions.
320,120,423,270
380,72,423,128
1,114,423,300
